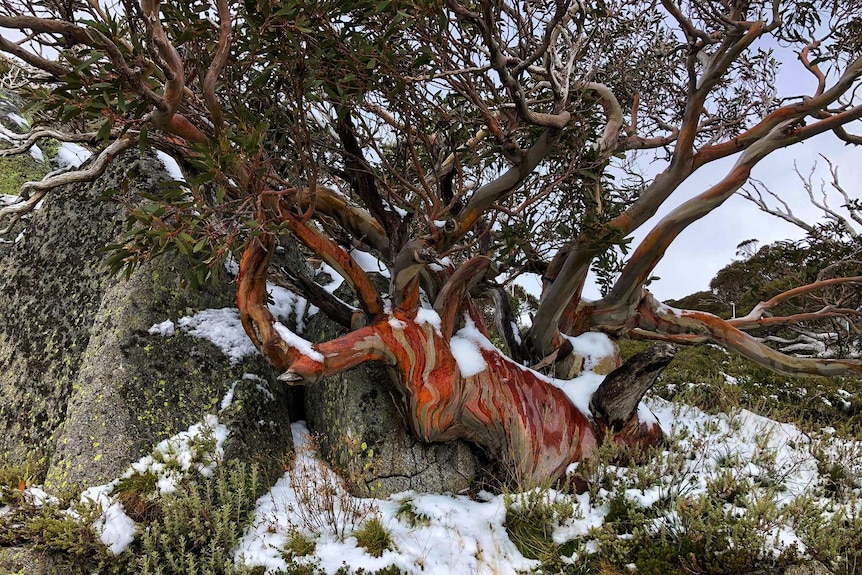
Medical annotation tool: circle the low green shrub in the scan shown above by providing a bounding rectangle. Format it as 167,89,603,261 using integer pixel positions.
353,516,393,558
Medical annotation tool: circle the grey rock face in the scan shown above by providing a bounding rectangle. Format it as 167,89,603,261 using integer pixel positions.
304,312,481,497
784,561,833,575
0,546,65,575
0,151,292,491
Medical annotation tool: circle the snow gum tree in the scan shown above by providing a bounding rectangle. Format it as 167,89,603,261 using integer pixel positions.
1,0,862,485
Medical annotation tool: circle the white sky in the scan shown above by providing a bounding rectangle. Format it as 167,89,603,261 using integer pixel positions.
581,41,862,303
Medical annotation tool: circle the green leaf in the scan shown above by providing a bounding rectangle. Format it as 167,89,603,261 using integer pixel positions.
96,118,113,142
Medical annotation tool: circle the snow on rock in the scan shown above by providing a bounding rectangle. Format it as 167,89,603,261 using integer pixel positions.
268,283,319,333
147,319,175,337
29,144,44,162
175,308,259,365
6,112,28,128
155,150,186,182
55,142,92,168
317,262,346,294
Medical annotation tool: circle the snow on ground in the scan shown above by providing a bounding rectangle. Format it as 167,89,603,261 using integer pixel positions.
10,297,861,572
235,422,539,575
231,398,860,574
5,361,859,572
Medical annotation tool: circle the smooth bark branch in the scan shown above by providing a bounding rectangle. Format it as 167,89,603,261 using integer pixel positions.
0,128,114,157
529,243,594,358
728,276,862,327
0,34,68,77
447,129,559,249
292,186,390,257
693,52,862,168
0,135,134,236
605,115,818,309
731,308,862,330
635,293,862,377
236,233,389,382
591,343,676,430
141,0,185,125
434,256,494,338
203,0,232,134
335,111,404,251
391,239,433,313
274,199,384,320
490,285,524,361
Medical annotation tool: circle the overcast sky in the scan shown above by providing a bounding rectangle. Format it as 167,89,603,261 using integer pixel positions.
582,42,862,304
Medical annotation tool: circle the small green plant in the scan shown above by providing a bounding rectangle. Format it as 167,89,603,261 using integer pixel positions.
353,516,393,558
132,460,261,575
284,532,316,558
394,497,430,527
504,486,576,569
0,497,122,573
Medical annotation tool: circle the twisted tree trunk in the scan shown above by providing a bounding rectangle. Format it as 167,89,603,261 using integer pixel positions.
237,232,665,485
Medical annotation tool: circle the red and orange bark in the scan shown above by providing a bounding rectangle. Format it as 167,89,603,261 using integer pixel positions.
237,229,661,485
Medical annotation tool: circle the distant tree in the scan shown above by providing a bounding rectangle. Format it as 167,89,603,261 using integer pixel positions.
729,157,862,357
1,0,862,484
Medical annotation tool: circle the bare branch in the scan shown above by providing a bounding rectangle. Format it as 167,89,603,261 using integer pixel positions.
203,0,232,135
635,292,862,377
1,135,136,235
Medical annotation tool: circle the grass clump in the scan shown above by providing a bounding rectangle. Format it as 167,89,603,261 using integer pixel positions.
284,532,316,558
353,516,393,558
0,495,123,573
504,486,580,572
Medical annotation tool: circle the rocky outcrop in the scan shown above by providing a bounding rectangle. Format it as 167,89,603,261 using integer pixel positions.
0,151,292,491
784,561,833,575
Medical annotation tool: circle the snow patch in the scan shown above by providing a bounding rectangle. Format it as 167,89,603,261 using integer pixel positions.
55,142,92,168
176,308,259,364
349,248,391,278
6,112,28,128
564,331,616,371
450,335,488,377
414,307,443,335
155,150,186,182
29,144,44,162
274,321,325,363
147,319,175,337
